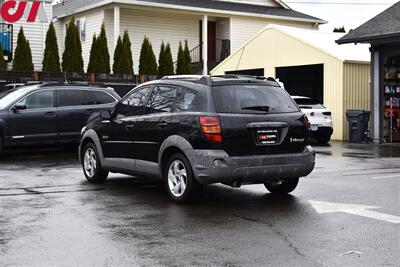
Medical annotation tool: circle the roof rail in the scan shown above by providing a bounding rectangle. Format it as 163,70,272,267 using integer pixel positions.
38,81,109,88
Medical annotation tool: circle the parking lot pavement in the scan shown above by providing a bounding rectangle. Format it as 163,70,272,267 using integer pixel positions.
0,142,399,267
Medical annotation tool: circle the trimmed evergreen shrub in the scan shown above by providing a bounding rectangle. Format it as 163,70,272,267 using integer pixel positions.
184,40,192,74
0,43,6,71
112,36,123,74
42,22,61,73
164,43,174,75
139,37,158,75
96,23,110,74
176,42,186,75
12,27,34,71
62,17,84,73
158,42,166,76
87,34,98,73
122,30,134,75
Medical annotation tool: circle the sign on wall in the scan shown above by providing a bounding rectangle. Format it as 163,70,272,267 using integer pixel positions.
0,0,47,23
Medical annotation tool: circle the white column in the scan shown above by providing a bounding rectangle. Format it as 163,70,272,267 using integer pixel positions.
202,15,208,75
114,5,120,49
372,50,381,142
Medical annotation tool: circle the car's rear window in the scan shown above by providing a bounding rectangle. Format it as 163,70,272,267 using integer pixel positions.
293,98,325,109
213,85,299,114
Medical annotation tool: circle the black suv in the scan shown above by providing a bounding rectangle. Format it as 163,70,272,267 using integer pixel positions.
0,83,120,152
80,75,315,202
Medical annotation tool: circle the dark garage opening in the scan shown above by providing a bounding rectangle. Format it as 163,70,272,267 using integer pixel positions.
226,68,265,76
276,64,324,103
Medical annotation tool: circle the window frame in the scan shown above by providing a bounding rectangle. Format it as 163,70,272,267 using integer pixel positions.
113,86,153,118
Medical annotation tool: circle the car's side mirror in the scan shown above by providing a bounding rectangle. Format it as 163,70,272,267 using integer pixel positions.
12,103,27,112
100,110,112,120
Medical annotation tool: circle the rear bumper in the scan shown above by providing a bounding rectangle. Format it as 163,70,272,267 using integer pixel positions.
186,146,316,185
312,127,333,137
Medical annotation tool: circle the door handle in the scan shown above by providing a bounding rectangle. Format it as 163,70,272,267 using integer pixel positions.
44,112,56,118
125,124,135,131
158,121,169,128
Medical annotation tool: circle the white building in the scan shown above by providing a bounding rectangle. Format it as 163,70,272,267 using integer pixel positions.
52,0,326,74
0,0,52,71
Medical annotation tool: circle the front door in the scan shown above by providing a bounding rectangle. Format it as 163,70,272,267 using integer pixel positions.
7,90,57,145
102,86,152,159
200,21,217,62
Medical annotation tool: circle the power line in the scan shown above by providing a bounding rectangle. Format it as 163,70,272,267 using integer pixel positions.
286,1,395,5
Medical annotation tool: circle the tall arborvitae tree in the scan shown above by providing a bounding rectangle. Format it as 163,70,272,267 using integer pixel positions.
158,42,166,77
139,37,158,75
62,17,84,73
176,42,186,75
96,23,110,74
42,22,61,72
12,27,34,71
112,36,123,74
164,43,174,76
87,34,98,73
0,44,7,71
122,30,134,75
184,40,192,74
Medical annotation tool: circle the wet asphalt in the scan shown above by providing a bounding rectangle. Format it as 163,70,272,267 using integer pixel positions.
0,142,399,267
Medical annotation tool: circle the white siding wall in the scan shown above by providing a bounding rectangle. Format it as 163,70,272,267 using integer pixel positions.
57,9,105,72
230,16,315,53
108,8,200,73
10,0,52,71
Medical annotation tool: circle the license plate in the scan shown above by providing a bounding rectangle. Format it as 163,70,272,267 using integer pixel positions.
257,129,279,144
311,125,319,131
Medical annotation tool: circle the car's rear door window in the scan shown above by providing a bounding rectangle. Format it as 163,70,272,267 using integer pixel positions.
213,85,299,114
90,91,116,104
58,89,95,107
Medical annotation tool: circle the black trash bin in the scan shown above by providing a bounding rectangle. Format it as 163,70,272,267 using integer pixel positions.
346,110,371,143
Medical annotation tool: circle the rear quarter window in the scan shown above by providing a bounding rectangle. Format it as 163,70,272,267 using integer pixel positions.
175,88,205,112
213,85,299,114
90,91,116,104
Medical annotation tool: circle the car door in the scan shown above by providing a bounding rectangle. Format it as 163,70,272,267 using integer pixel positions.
133,85,178,163
56,88,97,143
7,89,57,145
101,86,152,159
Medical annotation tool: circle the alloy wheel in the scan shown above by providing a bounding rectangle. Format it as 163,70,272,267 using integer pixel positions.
167,160,188,197
84,148,97,178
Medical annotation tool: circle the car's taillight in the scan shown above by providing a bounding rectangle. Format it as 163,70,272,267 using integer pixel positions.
200,117,223,143
322,111,332,116
304,115,311,130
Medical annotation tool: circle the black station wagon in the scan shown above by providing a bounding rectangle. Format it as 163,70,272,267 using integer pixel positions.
80,75,315,202
0,83,120,152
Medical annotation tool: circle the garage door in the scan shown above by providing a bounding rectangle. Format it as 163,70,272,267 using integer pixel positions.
276,64,324,103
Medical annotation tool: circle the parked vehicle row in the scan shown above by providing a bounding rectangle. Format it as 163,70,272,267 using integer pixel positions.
0,83,120,152
79,75,316,202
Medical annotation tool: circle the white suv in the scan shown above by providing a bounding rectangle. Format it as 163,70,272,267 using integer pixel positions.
292,96,333,144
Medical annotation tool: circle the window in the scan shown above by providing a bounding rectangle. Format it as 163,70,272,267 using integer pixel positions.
58,90,95,107
213,85,299,114
175,88,203,112
146,86,177,114
75,17,86,42
115,87,152,117
90,91,116,104
17,90,54,109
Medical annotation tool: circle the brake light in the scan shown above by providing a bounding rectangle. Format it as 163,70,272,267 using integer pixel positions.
200,117,223,143
304,115,311,130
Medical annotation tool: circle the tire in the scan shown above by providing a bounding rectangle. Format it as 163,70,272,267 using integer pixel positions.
82,143,108,183
264,178,299,194
318,135,331,145
164,153,200,203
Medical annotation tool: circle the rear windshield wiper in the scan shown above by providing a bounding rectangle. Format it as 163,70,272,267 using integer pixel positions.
242,105,270,112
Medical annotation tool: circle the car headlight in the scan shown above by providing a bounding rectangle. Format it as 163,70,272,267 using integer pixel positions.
81,126,87,135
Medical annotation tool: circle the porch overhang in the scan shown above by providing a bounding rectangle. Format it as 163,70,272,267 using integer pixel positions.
53,0,327,25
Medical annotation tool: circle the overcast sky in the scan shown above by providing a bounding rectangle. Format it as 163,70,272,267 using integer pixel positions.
285,0,398,32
